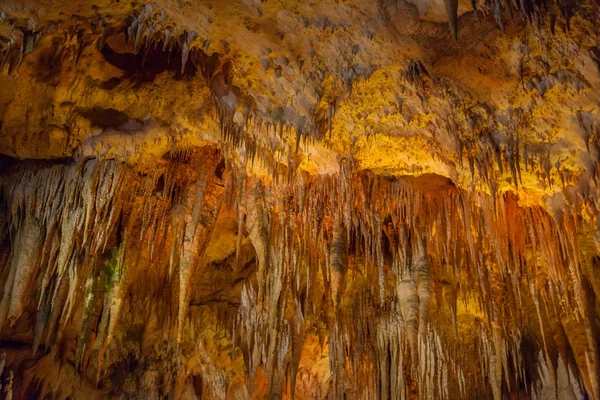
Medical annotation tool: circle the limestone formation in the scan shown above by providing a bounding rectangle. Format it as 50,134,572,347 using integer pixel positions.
0,0,599,398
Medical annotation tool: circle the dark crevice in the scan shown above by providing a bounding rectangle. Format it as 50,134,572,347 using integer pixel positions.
100,38,197,83
76,107,130,129
215,158,226,180
189,298,241,308
0,153,75,174
0,153,18,171
102,77,122,90
154,174,165,194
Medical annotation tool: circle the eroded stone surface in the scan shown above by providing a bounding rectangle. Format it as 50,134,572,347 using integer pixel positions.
0,0,599,399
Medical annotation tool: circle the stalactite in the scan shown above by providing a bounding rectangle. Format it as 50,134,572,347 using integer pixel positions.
0,214,42,328
95,244,125,382
245,181,271,308
175,150,222,344
443,0,459,39
289,299,305,400
3,371,12,400
1,134,599,398
329,218,348,400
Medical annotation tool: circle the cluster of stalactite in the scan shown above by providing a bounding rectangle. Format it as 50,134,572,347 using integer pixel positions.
0,148,232,398
1,0,591,73
0,146,599,398
230,157,600,399
99,4,337,165
443,0,581,39
398,56,599,195
4,1,596,168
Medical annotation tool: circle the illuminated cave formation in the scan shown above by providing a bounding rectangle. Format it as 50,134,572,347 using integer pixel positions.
0,0,600,399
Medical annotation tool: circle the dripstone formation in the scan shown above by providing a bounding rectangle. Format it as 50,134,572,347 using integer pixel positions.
1,0,600,398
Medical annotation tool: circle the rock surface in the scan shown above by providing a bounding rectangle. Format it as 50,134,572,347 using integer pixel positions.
0,0,600,398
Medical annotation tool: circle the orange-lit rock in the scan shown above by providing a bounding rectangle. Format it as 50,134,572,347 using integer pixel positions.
1,0,600,399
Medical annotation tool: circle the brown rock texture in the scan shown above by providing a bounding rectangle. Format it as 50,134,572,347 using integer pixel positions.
1,0,600,398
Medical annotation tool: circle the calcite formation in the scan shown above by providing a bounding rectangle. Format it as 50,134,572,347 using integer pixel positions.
0,0,600,399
